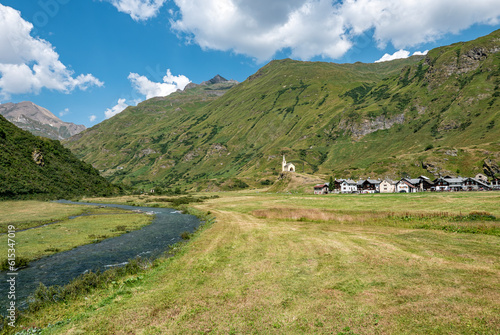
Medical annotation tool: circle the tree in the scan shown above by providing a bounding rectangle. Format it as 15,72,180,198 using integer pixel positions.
328,176,334,192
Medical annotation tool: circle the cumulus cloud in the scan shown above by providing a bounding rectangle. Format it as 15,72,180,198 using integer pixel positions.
341,0,500,49
128,69,190,100
375,50,411,63
0,4,104,100
413,50,429,56
166,0,500,61
107,0,167,21
89,115,97,122
171,0,351,61
375,49,429,63
105,98,129,119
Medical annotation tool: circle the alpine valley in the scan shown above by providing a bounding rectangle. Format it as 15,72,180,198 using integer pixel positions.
65,30,500,190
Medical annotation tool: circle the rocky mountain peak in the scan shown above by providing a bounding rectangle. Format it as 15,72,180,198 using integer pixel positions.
201,74,228,85
0,101,86,140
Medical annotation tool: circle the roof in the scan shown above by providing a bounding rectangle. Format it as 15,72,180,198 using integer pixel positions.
397,179,417,188
465,178,491,188
445,177,466,184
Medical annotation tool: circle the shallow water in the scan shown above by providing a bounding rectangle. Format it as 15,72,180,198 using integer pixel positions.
1,200,199,312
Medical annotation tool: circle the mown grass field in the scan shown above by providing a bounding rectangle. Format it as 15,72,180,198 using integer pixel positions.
0,201,153,266
4,192,500,334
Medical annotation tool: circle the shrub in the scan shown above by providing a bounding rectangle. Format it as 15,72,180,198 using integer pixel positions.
180,231,191,240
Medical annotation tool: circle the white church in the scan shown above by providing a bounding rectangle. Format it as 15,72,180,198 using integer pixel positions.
282,155,295,172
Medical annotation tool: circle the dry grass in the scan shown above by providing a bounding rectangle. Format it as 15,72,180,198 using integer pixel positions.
253,207,385,223
10,192,500,335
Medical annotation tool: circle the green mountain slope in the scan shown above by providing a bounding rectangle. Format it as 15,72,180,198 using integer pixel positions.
66,30,500,189
0,115,118,199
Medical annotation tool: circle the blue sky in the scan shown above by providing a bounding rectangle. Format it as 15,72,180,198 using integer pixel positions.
1,0,499,127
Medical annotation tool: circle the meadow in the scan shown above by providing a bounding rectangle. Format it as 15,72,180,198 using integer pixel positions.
3,192,500,334
0,201,153,267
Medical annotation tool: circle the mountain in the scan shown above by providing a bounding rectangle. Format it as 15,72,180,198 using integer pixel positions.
0,114,118,199
65,30,500,189
0,101,86,140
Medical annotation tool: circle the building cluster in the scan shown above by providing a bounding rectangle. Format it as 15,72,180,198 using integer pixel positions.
314,174,500,194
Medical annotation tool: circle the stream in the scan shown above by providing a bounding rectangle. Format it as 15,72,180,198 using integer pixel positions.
1,200,200,313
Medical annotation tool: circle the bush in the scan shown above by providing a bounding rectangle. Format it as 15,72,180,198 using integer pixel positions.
180,231,191,240
0,257,30,271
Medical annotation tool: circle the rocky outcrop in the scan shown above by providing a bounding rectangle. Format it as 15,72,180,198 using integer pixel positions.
32,149,44,166
483,159,500,177
424,42,500,89
339,113,405,139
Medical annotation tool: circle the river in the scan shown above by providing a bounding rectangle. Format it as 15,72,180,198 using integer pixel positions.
1,200,200,312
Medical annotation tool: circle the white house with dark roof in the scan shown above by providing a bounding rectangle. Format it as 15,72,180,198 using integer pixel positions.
463,178,491,191
396,179,418,193
341,180,358,193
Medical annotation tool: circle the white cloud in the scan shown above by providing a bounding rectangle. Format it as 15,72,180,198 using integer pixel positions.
105,98,129,119
59,108,70,117
375,49,429,63
107,0,167,21
0,4,104,100
413,50,429,56
171,0,351,61
89,115,97,122
128,69,190,100
167,0,500,61
339,0,500,49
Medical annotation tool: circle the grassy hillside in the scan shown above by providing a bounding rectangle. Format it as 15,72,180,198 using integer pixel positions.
66,30,500,189
0,115,119,199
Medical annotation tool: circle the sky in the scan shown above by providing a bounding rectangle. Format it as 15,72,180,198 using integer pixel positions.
0,0,499,127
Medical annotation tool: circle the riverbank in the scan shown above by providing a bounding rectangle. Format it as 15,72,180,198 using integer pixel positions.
0,202,153,267
4,192,500,334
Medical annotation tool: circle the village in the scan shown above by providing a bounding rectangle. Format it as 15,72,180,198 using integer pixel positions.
279,155,500,194
313,174,500,194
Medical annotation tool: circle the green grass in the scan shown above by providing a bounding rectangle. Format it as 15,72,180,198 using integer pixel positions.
0,202,153,265
0,201,88,233
7,192,500,334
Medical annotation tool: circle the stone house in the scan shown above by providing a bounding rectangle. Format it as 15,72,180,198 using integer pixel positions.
379,179,396,193
313,183,329,194
463,177,491,191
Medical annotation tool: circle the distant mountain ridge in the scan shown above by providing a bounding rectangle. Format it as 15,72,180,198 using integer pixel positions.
0,101,86,140
65,30,500,189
